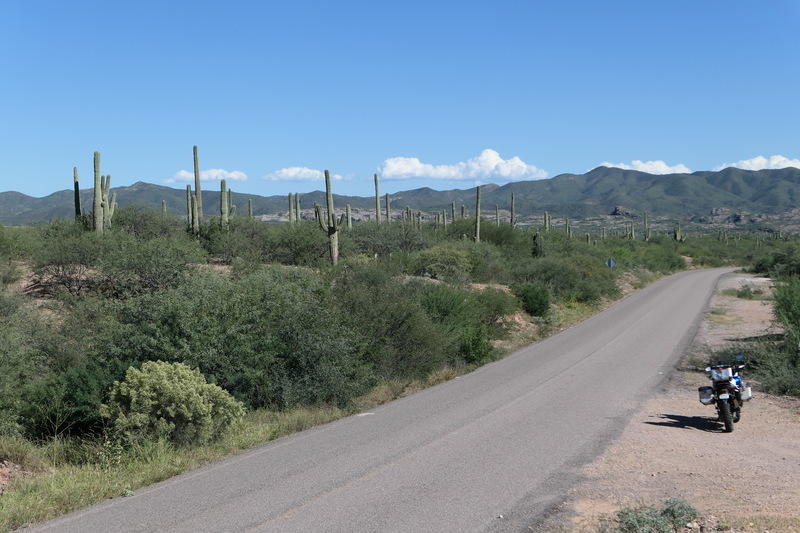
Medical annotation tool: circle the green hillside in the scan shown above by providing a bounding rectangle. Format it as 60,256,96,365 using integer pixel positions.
2,166,799,225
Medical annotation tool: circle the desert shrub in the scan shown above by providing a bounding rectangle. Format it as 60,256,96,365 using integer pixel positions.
101,361,244,445
98,235,205,297
660,498,698,531
0,293,45,436
0,257,19,285
31,222,104,295
349,223,434,257
330,263,452,378
266,222,329,266
19,362,111,439
616,505,672,533
513,281,550,316
752,242,800,277
463,241,512,283
774,278,800,337
201,218,267,263
419,284,495,365
411,244,472,282
513,255,618,303
91,267,372,409
111,205,183,239
471,287,519,334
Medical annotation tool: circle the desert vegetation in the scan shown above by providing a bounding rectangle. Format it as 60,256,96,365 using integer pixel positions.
0,158,771,530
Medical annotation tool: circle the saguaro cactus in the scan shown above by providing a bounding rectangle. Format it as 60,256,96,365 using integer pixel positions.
288,193,295,223
73,167,82,218
315,170,341,265
346,204,352,229
220,179,229,228
495,204,500,226
191,195,200,234
374,173,381,223
474,185,481,242
451,201,456,222
162,200,167,215
510,193,516,227
461,204,466,219
532,232,544,257
186,185,193,227
544,211,551,231
248,199,254,218
101,175,113,230
93,151,103,233
384,193,391,222
565,218,572,238
193,145,203,222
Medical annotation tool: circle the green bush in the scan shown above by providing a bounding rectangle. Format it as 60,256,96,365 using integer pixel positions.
98,235,205,297
513,282,550,316
0,257,20,285
660,498,698,531
616,505,672,533
31,222,104,295
101,361,244,445
411,244,472,282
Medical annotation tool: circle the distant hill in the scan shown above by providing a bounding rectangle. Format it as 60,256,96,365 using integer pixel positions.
2,166,800,225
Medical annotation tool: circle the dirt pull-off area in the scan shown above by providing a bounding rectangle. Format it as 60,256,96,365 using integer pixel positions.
552,273,800,533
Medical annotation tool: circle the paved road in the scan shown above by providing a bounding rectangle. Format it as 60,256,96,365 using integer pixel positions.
27,268,732,533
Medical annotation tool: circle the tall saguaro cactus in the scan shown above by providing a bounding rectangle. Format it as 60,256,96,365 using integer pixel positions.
193,145,203,222
93,151,103,233
315,170,341,265
220,179,229,228
374,173,381,223
346,204,352,229
451,201,456,222
248,199,254,218
288,193,295,223
474,185,481,242
495,205,500,226
73,167,82,218
510,193,516,227
384,193,391,222
294,193,301,222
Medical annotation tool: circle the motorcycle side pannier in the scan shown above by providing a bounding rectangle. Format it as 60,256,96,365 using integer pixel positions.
698,386,714,405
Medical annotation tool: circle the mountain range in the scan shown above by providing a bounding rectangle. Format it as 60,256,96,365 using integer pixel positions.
2,166,800,225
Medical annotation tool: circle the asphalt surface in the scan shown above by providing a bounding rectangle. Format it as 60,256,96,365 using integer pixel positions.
26,268,732,533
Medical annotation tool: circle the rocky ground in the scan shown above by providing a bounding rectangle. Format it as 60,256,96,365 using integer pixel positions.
535,273,800,533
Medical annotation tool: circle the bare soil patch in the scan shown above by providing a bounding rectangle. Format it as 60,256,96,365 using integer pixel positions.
549,273,800,532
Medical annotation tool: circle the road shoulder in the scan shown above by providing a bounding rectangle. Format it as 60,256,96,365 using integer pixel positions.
533,272,800,533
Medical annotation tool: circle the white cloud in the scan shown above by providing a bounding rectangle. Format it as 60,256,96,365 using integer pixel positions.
379,149,548,181
263,167,345,181
597,160,691,175
166,169,247,184
713,155,800,171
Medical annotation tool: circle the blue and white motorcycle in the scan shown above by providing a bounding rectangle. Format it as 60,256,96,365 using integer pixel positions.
698,355,752,433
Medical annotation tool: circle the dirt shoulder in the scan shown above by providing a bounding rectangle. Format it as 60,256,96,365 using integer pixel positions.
540,272,800,533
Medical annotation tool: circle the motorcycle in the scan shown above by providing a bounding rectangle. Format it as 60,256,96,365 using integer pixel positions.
698,355,752,432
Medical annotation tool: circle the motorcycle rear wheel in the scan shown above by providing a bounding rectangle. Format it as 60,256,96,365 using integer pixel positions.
719,400,734,432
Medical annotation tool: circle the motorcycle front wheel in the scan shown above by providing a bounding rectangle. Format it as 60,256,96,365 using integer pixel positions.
718,400,734,432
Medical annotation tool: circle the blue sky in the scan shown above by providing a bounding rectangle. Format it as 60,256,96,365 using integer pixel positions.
1,0,798,197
